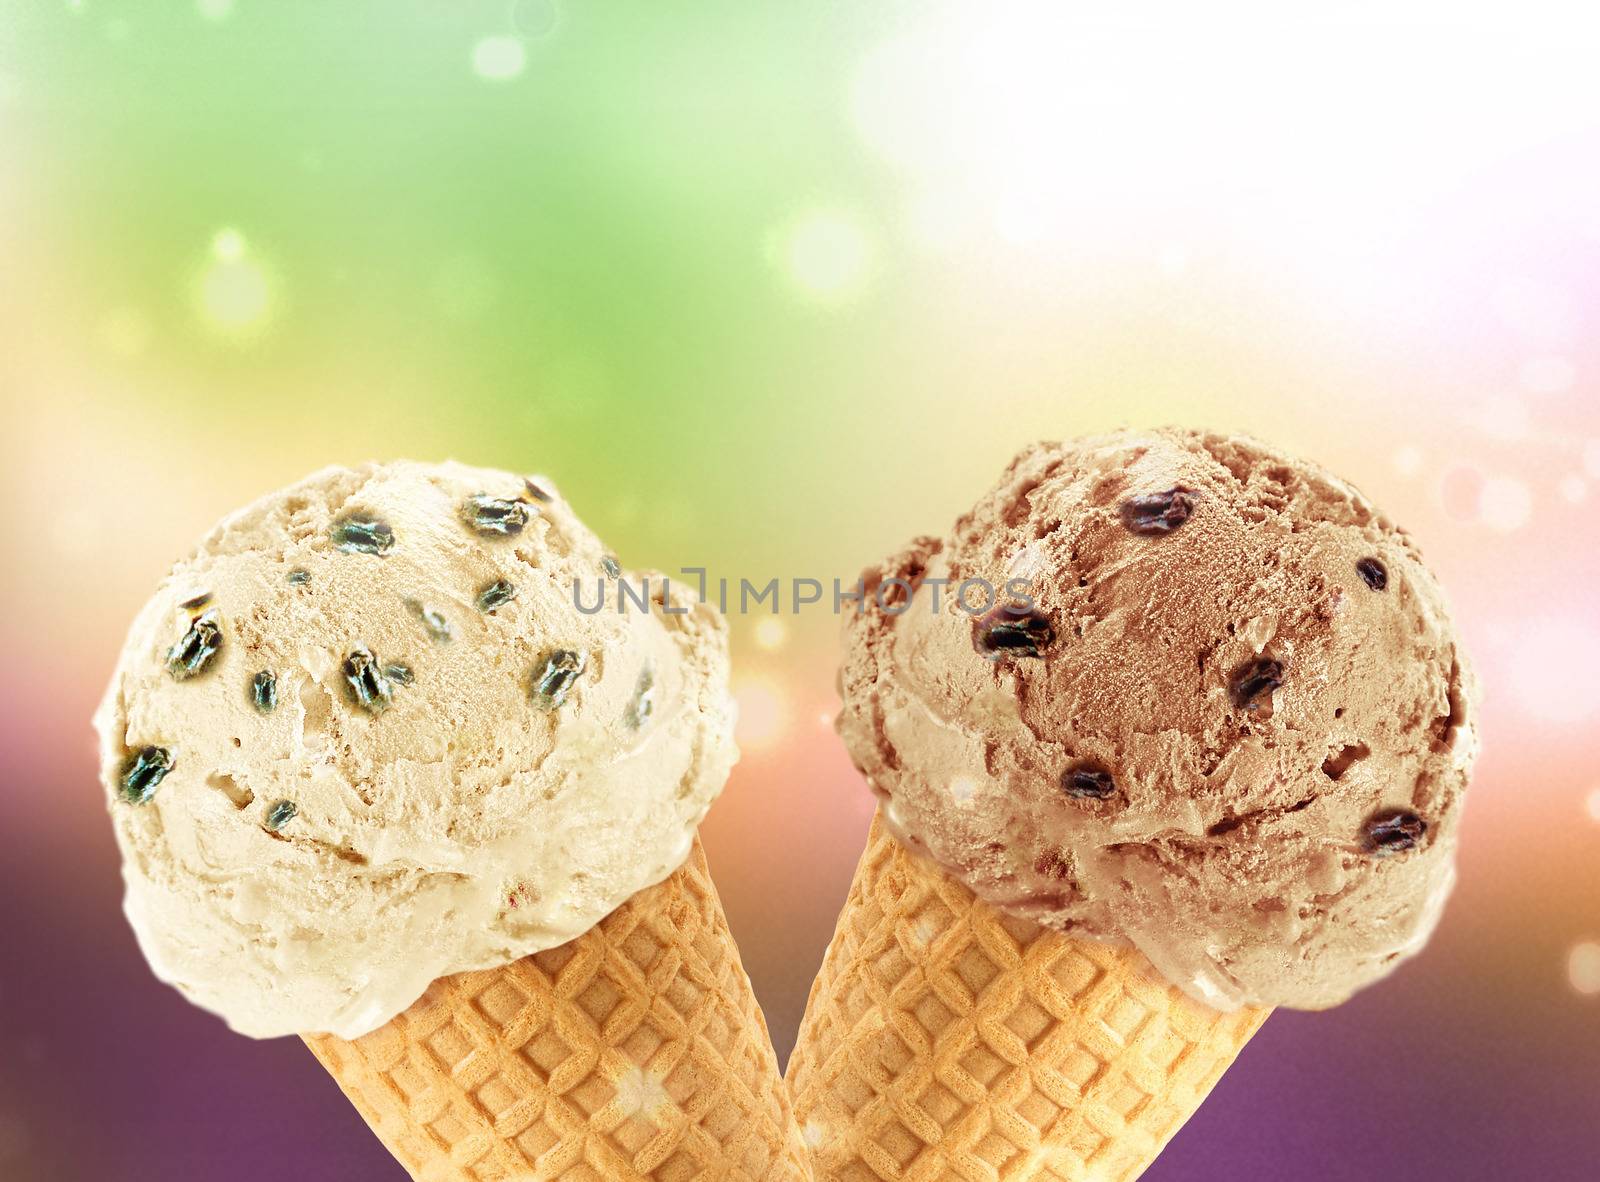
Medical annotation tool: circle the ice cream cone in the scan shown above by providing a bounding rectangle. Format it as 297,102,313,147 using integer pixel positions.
786,814,1267,1182
305,837,810,1182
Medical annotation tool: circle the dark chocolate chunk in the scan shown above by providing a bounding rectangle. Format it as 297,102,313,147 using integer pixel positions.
1119,488,1196,535
1229,656,1284,710
330,515,394,555
462,495,529,537
252,670,278,713
1061,766,1116,800
1356,557,1388,591
973,606,1055,659
167,609,223,681
264,799,297,832
1363,808,1426,856
342,647,394,714
532,649,586,709
120,746,175,804
476,579,517,613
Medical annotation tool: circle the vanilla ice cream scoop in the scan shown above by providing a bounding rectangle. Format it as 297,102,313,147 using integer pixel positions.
96,461,735,1038
839,429,1478,1011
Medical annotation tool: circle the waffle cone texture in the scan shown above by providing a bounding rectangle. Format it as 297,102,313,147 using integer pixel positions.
305,837,811,1182
786,814,1268,1182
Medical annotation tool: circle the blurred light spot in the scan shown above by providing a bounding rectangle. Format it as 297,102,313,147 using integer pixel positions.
200,260,270,330
1471,396,1531,441
1508,618,1600,724
1560,474,1587,504
197,0,235,21
432,254,498,319
510,0,560,38
817,710,833,727
197,235,272,333
777,210,872,302
1569,942,1600,996
1392,445,1424,477
951,775,978,804
105,16,131,40
1583,440,1600,480
911,916,939,947
802,1120,827,1149
1436,465,1483,521
1519,355,1575,393
472,36,526,81
734,678,786,748
212,227,245,261
753,618,786,651
102,307,151,357
1585,788,1600,824
1478,476,1531,533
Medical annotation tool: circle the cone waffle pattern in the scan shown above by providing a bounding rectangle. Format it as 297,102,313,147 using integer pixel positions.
305,838,810,1182
786,815,1268,1182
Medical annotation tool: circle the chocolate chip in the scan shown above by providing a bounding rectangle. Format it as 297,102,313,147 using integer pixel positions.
1229,656,1284,710
973,606,1055,659
523,477,553,503
476,579,517,613
342,647,394,715
120,746,174,804
286,568,311,586
1356,557,1388,591
1119,488,1196,535
264,799,297,832
405,598,452,641
251,670,278,713
532,649,586,709
178,591,212,610
461,494,529,537
1362,808,1426,856
330,515,394,555
382,663,414,686
1061,766,1115,800
601,555,621,579
624,665,655,728
167,609,223,681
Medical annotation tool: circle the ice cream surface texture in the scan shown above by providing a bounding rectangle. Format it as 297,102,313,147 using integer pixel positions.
839,429,1477,1011
96,461,736,1039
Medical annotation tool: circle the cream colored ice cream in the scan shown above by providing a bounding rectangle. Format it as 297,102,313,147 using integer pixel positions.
839,428,1477,1011
95,460,735,1039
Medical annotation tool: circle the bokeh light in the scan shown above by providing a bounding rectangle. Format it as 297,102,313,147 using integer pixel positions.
471,35,527,81
774,209,873,302
1568,943,1600,996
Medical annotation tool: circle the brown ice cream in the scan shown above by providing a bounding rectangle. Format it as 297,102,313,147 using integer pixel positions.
838,428,1477,1010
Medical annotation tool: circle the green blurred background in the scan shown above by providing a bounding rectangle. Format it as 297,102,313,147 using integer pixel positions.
2,2,1598,1179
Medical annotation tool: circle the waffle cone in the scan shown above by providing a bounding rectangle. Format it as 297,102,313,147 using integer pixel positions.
305,837,810,1182
786,814,1268,1181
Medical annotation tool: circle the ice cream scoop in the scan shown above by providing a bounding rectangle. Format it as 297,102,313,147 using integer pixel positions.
95,460,736,1039
838,428,1478,1011
788,428,1480,1182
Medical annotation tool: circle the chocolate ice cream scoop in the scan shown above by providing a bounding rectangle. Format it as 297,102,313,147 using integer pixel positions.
838,429,1478,1010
